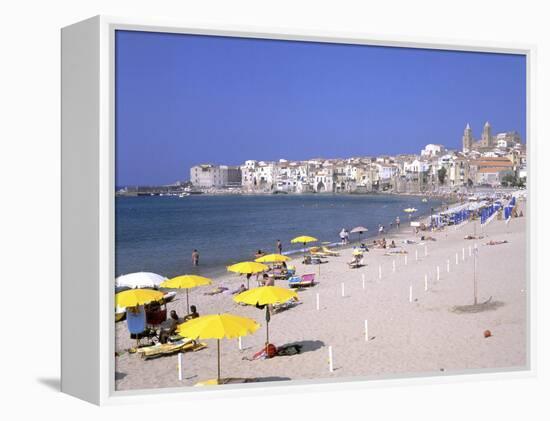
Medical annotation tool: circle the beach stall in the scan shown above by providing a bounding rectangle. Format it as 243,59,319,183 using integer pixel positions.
115,289,165,346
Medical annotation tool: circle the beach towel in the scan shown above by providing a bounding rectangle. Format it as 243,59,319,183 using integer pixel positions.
126,306,146,334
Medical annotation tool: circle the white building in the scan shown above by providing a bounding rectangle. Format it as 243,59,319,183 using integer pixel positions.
421,144,446,157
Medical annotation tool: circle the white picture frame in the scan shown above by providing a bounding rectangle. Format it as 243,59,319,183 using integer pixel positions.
61,15,535,405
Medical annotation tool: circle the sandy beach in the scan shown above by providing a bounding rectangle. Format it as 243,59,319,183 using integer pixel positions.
115,201,527,391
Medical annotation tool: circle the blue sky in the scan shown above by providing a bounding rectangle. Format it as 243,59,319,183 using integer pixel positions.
115,30,526,186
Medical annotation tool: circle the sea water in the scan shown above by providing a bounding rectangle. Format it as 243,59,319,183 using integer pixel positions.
115,194,440,278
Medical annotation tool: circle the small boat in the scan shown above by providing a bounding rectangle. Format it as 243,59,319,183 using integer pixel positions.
179,192,190,197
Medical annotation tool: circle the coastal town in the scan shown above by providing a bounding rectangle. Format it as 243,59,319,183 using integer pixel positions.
117,122,526,196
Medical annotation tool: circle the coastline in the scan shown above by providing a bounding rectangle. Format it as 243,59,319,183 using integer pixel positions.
115,199,526,390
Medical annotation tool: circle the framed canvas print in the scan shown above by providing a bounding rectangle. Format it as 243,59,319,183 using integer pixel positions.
61,16,534,405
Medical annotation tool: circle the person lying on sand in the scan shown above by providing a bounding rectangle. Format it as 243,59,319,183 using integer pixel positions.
485,240,509,246
384,250,408,255
464,234,484,240
402,239,417,244
420,235,437,241
242,342,278,360
204,286,229,295
231,284,247,295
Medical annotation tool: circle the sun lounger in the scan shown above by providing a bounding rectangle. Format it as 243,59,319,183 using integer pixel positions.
309,247,330,257
288,273,316,288
321,246,340,256
272,298,300,313
137,339,207,360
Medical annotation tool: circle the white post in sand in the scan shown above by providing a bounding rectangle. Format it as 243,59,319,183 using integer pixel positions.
379,265,382,280
392,260,396,272
328,346,334,372
469,245,472,257
365,320,369,342
405,255,408,265
424,245,428,257
462,248,465,261
362,273,366,289
437,266,440,281
341,282,345,297
238,336,242,350
178,352,183,381
316,293,320,311
409,285,413,303
447,259,450,273
456,253,459,265
424,275,428,291
415,249,418,261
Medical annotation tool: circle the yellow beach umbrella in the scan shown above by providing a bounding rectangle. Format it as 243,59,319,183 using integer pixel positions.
254,253,290,263
177,313,260,383
160,275,212,314
291,235,318,260
115,288,164,308
227,261,269,289
234,286,298,347
291,235,318,244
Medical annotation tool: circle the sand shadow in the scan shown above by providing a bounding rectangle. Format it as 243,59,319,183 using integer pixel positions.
452,298,505,314
37,377,60,391
255,376,292,382
282,339,325,353
115,371,127,380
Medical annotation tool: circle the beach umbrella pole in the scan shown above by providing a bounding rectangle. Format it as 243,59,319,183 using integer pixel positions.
217,339,221,382
186,289,190,314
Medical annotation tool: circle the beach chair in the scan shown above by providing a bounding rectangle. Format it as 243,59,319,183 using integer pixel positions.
347,257,364,269
272,298,300,313
321,246,340,256
137,339,207,360
309,246,329,257
288,273,316,288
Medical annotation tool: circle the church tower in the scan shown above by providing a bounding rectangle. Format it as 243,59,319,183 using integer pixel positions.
462,123,473,152
480,121,492,147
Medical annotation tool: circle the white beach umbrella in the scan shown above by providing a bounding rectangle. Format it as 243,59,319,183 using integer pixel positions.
115,272,167,289
350,226,368,242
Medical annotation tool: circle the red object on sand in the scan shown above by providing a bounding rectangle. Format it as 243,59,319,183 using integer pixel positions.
484,330,492,338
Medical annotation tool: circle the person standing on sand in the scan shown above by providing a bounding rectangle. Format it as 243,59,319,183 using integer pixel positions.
192,249,199,266
276,239,282,255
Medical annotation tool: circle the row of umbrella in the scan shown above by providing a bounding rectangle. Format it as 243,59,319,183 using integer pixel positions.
115,284,297,384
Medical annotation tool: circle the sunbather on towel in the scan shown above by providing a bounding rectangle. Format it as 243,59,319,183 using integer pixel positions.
243,343,277,360
231,284,247,295
204,286,229,295
485,240,508,246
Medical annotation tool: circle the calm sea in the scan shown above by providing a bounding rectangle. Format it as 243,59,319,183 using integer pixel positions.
115,194,441,278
